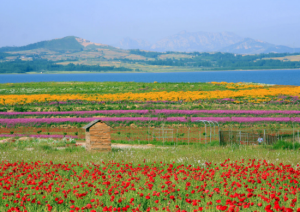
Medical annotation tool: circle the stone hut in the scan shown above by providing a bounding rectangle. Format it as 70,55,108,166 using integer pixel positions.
82,120,111,151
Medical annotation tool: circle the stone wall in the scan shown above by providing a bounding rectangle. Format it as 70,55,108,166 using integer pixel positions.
88,122,111,151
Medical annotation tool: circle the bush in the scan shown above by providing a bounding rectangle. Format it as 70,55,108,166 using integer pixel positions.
205,140,220,147
272,140,300,150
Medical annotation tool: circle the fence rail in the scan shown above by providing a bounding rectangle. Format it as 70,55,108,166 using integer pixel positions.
219,130,278,145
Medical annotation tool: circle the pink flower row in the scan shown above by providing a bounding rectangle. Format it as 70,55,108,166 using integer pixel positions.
1,109,300,116
1,116,300,124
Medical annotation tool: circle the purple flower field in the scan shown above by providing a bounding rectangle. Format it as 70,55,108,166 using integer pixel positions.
0,134,77,138
1,116,300,125
1,109,300,116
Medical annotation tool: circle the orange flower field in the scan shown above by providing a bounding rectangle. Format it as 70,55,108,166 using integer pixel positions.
0,83,300,105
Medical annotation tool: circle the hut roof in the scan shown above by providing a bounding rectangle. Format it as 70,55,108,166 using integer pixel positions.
82,119,105,130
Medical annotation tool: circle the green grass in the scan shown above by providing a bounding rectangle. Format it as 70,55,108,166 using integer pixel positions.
0,137,78,150
112,139,220,147
1,140,300,166
0,36,83,52
0,81,228,95
272,140,300,150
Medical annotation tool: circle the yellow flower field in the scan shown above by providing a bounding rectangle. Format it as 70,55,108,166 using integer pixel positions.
1,84,300,105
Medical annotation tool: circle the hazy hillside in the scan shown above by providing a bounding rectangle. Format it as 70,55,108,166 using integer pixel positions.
115,38,151,50
1,36,300,74
0,36,117,53
115,31,300,54
0,36,84,52
150,31,243,52
221,38,300,54
116,31,243,52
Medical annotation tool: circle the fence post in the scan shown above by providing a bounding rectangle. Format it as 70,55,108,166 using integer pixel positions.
214,125,216,141
172,129,174,147
205,125,207,145
264,129,266,145
148,125,150,144
229,129,231,146
162,125,164,146
199,129,201,146
210,127,212,143
176,129,178,146
188,127,190,146
247,133,249,146
293,124,295,150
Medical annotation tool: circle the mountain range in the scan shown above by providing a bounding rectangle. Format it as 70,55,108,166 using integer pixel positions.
0,36,115,53
1,35,300,74
115,31,300,54
1,31,299,55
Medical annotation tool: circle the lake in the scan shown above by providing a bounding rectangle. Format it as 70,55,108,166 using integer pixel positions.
1,69,300,85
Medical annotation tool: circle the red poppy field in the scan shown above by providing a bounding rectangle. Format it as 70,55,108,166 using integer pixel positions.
1,159,300,212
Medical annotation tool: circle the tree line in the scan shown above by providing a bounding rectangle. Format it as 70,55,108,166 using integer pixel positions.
122,51,300,69
0,59,133,73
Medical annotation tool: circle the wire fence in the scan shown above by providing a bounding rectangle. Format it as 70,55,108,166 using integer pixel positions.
219,129,300,146
110,125,220,145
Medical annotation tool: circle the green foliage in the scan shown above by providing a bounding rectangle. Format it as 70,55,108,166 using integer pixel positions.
129,49,162,58
64,146,83,153
39,145,53,151
112,139,220,147
0,59,133,73
272,140,300,150
13,107,28,112
118,52,300,70
205,140,220,147
0,52,11,60
0,81,228,95
0,36,83,52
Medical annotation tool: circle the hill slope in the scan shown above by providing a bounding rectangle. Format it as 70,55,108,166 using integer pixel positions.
0,36,85,52
219,38,300,54
150,31,243,52
0,36,116,53
1,36,300,74
116,31,300,54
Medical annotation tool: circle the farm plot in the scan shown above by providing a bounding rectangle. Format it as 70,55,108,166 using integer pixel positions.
1,159,300,212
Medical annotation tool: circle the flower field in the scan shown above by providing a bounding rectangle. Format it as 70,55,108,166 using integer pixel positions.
2,81,300,211
2,109,300,116
1,85,300,105
1,82,300,122
1,116,300,127
1,159,300,212
0,134,77,139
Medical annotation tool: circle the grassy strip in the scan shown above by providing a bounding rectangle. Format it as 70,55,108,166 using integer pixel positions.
1,140,299,166
0,81,229,95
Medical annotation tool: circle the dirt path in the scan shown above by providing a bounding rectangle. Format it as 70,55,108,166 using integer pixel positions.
77,143,166,149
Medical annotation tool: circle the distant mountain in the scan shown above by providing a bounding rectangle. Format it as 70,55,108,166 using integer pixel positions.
1,35,300,74
1,34,299,57
114,37,151,50
221,38,300,54
150,31,243,52
115,31,300,54
0,36,115,52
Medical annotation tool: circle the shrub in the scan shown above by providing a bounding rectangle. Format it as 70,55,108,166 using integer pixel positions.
272,140,300,150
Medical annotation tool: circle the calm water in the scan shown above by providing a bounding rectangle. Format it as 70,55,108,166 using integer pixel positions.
1,69,300,85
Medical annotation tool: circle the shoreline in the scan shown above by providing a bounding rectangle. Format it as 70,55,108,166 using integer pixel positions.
1,68,300,75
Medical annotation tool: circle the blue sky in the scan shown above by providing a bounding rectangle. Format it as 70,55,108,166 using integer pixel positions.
0,0,300,47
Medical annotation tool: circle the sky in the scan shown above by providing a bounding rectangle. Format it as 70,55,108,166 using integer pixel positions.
0,0,300,48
